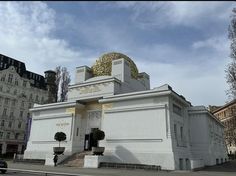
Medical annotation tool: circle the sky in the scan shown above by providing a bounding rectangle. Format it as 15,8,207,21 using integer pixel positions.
0,1,234,106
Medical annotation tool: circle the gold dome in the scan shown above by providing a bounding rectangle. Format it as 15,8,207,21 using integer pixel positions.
91,52,139,79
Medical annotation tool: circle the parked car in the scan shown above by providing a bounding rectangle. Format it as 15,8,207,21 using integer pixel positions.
0,159,7,174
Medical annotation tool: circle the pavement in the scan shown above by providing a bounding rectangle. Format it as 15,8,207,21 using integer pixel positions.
4,160,236,176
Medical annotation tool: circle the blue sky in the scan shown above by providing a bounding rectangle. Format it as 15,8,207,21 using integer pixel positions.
0,1,234,106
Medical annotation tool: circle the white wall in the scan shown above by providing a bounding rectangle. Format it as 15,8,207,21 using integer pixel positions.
188,107,228,166
100,96,175,170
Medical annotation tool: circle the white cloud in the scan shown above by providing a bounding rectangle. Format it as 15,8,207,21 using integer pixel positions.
0,2,81,75
192,36,229,52
115,1,234,28
0,1,232,106
136,57,230,106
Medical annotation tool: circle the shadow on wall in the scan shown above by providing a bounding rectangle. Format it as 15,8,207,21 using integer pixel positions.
114,145,140,164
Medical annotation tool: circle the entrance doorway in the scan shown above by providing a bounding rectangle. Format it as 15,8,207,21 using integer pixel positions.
179,158,183,170
84,128,98,151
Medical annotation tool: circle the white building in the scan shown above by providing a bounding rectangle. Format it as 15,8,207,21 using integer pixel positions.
24,52,228,170
0,54,56,156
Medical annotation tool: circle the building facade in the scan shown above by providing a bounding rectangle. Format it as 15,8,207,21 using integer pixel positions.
24,52,228,170
213,99,236,155
0,54,56,156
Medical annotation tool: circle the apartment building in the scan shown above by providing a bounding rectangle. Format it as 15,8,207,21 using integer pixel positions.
0,54,56,156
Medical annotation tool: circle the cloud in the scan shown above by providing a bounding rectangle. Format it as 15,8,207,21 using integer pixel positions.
136,56,230,106
192,35,229,52
114,1,234,29
0,2,232,106
0,2,81,75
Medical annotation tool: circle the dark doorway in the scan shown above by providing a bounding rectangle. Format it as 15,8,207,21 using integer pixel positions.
84,134,90,151
84,128,99,151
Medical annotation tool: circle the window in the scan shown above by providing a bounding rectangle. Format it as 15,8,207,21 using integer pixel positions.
3,108,7,116
15,78,18,85
0,132,3,139
21,101,24,108
173,104,182,116
4,98,9,105
20,111,23,118
8,74,13,83
18,122,22,129
1,74,6,81
36,95,39,102
8,121,12,128
41,97,44,104
13,89,17,95
76,128,79,136
1,120,5,127
23,81,27,87
15,133,19,140
12,99,16,106
10,111,14,118
0,86,2,91
174,124,177,139
6,88,10,93
180,126,183,140
6,132,10,139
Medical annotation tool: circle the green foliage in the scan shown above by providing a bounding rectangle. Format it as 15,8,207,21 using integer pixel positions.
93,129,105,141
54,132,66,142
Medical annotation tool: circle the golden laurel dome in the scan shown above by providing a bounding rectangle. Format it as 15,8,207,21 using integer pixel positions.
91,52,139,79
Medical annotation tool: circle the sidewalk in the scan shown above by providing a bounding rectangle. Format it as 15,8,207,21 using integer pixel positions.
7,161,162,176
8,160,236,176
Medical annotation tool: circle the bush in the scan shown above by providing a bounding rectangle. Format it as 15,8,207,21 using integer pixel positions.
54,132,66,147
93,129,105,141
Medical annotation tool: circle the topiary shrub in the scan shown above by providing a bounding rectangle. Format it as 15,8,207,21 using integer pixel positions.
92,129,105,155
54,132,66,147
93,129,105,143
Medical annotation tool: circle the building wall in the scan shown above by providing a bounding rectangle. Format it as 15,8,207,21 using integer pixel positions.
0,66,48,155
213,100,236,154
169,97,192,170
24,102,81,159
100,95,176,170
189,107,228,166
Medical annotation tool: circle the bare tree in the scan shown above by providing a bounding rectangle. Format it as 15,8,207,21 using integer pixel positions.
226,8,236,100
60,67,71,102
55,66,71,102
55,66,61,102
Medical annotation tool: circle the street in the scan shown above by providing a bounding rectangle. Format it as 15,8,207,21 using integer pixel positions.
2,160,236,176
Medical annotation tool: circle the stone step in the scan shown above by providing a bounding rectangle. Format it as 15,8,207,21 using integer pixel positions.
61,151,91,167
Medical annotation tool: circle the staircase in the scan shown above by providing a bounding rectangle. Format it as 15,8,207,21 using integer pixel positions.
62,151,92,167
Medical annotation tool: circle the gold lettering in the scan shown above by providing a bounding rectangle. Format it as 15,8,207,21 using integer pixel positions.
66,108,75,114
103,103,113,110
56,122,70,127
80,85,101,94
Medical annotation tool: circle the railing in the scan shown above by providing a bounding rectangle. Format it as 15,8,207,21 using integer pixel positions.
13,153,24,160
0,168,82,176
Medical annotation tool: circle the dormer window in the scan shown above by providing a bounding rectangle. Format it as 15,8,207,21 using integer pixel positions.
8,74,13,83
23,81,27,87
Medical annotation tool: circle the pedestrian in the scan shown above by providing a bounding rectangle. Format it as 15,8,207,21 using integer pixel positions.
53,154,58,167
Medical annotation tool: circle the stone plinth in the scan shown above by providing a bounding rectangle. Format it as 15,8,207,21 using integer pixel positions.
84,155,111,168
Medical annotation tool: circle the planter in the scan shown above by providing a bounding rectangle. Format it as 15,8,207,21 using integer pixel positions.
92,147,105,156
53,147,65,155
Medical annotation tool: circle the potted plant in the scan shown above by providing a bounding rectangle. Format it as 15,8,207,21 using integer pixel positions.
92,129,105,155
53,132,66,155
